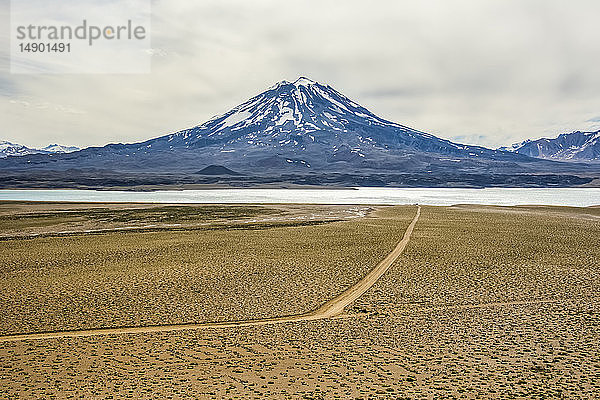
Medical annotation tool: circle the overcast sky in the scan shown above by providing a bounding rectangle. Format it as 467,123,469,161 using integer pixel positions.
1,0,600,149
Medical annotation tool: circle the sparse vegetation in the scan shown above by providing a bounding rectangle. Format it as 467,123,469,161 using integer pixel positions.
0,202,406,335
0,203,598,398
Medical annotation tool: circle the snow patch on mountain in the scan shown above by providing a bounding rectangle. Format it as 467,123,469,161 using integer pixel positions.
499,131,600,162
0,141,80,158
42,144,80,153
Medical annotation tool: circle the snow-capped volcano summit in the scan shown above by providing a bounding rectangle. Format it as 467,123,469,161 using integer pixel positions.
174,75,440,148
172,75,413,144
139,76,511,171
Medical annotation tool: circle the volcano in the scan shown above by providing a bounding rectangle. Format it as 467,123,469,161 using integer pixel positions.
1,77,598,188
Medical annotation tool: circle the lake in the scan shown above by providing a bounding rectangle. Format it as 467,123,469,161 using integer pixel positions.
0,188,598,207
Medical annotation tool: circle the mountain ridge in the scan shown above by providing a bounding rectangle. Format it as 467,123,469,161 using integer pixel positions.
1,77,599,188
0,141,80,158
500,130,600,162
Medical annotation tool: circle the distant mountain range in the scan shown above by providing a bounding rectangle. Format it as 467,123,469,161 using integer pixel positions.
1,78,599,189
499,130,600,162
0,141,79,158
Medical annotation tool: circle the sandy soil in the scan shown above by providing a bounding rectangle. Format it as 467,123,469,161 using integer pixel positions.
0,203,598,399
0,206,421,342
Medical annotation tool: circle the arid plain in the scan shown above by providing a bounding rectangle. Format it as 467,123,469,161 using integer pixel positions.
0,201,598,399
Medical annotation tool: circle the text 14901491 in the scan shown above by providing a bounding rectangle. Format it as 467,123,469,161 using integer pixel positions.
18,43,71,53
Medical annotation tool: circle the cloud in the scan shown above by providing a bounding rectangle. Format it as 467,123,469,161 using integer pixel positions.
1,0,600,149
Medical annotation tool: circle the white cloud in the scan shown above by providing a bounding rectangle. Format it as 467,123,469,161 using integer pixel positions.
1,0,600,148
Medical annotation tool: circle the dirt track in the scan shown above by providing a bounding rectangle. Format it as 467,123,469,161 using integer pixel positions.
0,206,421,343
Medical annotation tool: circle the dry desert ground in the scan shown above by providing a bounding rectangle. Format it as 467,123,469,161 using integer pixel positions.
0,201,599,399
